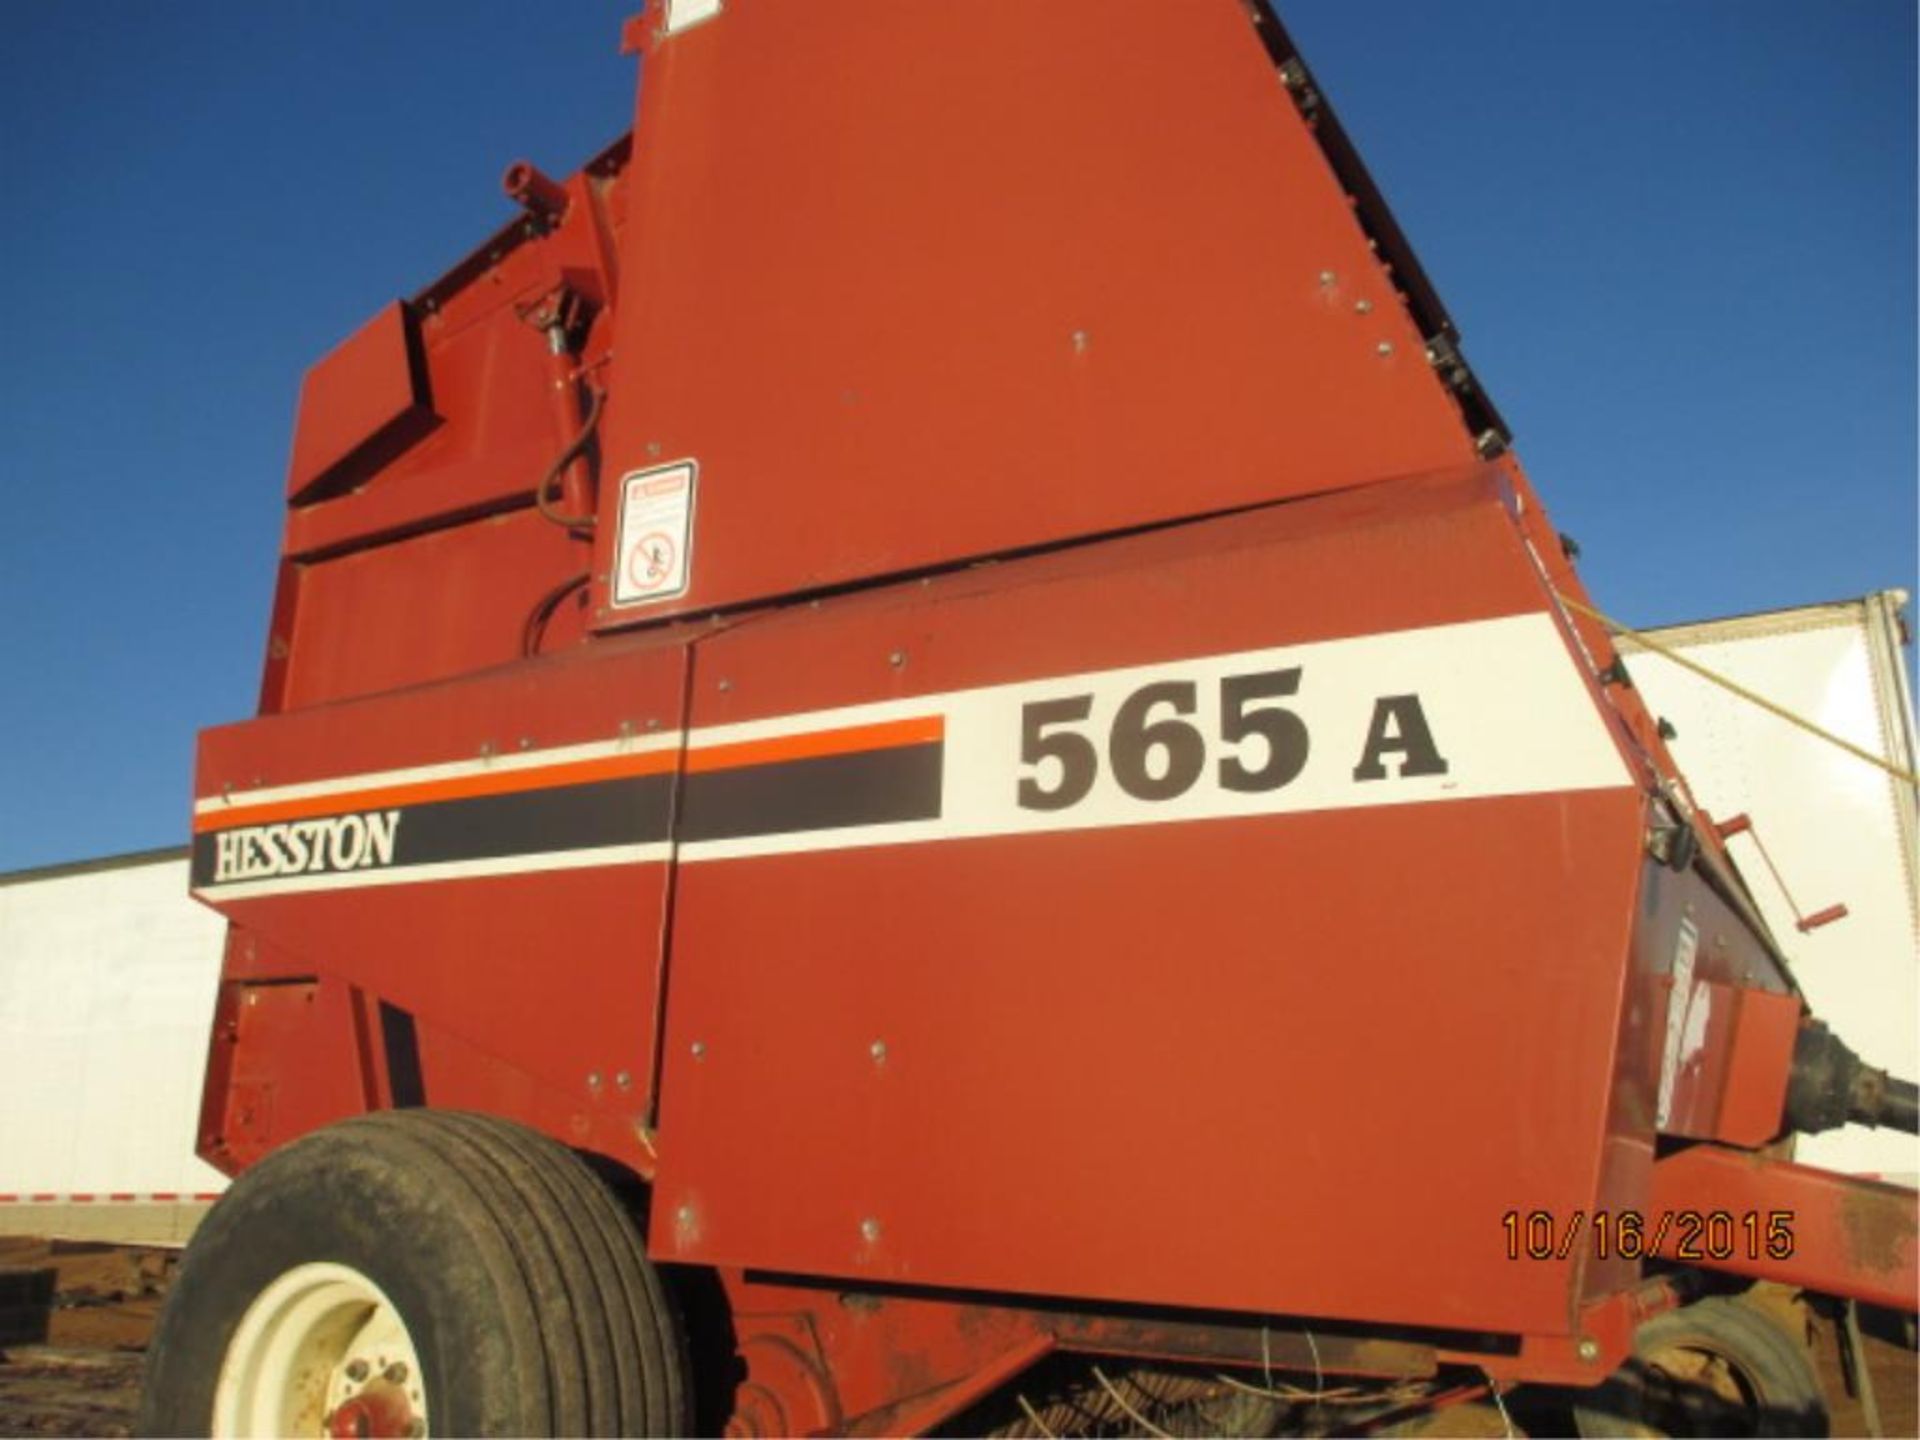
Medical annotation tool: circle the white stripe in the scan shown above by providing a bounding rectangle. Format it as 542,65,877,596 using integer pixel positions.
194,732,683,817
195,612,1629,884
683,610,1631,861
192,843,670,901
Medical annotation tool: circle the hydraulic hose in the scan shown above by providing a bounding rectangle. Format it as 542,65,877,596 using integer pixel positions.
534,382,604,532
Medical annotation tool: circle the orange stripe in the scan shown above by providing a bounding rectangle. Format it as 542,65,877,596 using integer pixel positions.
197,713,945,832
195,748,679,833
683,714,944,774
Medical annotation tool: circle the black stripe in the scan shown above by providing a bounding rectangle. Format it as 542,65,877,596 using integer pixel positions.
192,739,945,886
378,1002,425,1108
399,774,671,865
191,773,673,887
678,741,943,843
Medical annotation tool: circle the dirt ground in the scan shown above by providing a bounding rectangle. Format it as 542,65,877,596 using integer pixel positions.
0,1237,1913,1438
0,1238,171,1438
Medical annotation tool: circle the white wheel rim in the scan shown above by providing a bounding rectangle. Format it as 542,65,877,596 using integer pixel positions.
212,1260,429,1438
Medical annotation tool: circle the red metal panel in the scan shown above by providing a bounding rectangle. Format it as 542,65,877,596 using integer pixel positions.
286,301,431,503
195,624,693,1175
650,473,1648,1337
281,507,591,708
1714,988,1802,1147
593,0,1479,628
213,978,368,1169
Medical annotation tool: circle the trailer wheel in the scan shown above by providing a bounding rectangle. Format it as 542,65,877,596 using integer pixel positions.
1571,1296,1827,1438
138,1110,689,1437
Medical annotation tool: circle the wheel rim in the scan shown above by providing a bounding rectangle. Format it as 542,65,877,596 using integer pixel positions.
212,1261,429,1438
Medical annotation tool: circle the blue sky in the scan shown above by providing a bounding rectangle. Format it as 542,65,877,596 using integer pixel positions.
1,2,1913,872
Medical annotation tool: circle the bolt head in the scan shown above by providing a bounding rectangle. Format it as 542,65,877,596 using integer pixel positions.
615,1069,633,1091
1354,298,1373,314
1318,269,1336,286
717,678,732,692
870,1040,888,1063
676,1203,696,1226
887,650,905,668
691,1041,707,1059
1376,341,1394,357
860,1217,881,1242
1577,1337,1600,1363
587,1071,603,1090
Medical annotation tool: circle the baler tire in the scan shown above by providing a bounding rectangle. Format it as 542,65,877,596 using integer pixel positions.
137,1109,689,1438
1571,1296,1827,1438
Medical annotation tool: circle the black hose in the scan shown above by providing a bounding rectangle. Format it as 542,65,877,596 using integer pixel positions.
521,571,590,658
535,383,604,531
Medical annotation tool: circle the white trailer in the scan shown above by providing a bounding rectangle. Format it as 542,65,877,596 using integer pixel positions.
0,848,228,1244
1623,589,1919,1182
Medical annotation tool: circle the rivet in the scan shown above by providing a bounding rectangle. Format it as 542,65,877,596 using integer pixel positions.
887,650,906,668
646,717,661,731
717,678,732,693
615,1069,633,1091
1354,298,1373,314
587,1071,603,1091
517,736,532,750
1317,270,1336,287
870,1040,888,1063
1376,341,1394,357
676,1203,696,1226
691,1041,707,1059
1577,1337,1600,1363
1070,329,1089,354
860,1217,882,1242
647,441,662,457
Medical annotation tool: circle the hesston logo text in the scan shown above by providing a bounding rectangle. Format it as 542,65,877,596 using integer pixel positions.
212,811,402,884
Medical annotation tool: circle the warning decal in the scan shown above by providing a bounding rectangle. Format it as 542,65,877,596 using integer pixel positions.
613,461,697,606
